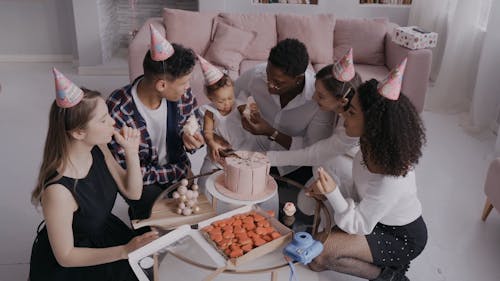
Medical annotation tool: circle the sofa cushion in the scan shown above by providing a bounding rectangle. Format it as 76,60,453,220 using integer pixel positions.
162,8,217,55
276,14,335,64
334,18,388,66
313,63,329,73
354,64,389,82
204,22,256,72
239,60,265,75
218,13,277,61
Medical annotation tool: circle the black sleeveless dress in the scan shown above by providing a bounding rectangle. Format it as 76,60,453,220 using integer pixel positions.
29,146,138,281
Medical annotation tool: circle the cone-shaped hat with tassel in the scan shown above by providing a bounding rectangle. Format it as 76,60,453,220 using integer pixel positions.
377,58,407,100
53,67,83,108
198,55,224,85
332,48,355,82
149,24,174,61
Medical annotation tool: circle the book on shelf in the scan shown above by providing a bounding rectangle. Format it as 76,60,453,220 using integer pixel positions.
360,0,412,4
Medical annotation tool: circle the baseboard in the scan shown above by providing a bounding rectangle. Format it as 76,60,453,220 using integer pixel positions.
0,54,73,62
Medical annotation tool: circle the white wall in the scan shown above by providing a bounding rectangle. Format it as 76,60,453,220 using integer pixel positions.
72,0,104,66
0,0,76,57
199,0,410,25
471,0,500,136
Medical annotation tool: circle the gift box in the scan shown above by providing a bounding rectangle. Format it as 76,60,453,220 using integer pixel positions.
392,26,438,50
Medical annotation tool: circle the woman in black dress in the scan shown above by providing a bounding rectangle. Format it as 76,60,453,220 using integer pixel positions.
29,69,158,281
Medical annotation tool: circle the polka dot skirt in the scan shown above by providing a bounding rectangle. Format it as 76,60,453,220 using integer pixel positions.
366,216,427,267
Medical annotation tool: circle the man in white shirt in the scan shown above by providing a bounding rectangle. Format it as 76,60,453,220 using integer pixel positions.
107,43,205,221
235,38,334,180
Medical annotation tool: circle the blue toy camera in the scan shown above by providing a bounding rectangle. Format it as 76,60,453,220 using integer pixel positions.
283,232,324,265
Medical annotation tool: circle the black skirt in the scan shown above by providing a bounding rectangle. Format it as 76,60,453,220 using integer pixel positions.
29,222,138,281
366,216,427,267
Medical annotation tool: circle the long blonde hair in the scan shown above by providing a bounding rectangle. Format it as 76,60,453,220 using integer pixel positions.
31,90,101,206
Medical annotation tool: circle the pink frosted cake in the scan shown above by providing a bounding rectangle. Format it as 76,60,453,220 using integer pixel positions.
214,151,276,201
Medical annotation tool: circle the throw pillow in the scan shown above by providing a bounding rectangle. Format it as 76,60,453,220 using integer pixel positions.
204,22,256,72
276,14,336,64
162,8,217,55
218,13,277,60
334,18,388,66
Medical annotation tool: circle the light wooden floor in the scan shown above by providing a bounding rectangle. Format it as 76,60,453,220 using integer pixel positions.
0,62,499,281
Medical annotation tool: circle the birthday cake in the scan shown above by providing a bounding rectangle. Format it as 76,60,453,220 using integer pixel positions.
214,151,276,201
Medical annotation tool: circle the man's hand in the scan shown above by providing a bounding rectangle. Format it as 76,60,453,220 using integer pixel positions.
182,131,205,150
241,109,274,136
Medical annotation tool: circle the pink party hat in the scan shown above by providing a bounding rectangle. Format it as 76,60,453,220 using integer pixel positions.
149,24,174,61
53,67,83,108
377,58,407,100
332,48,355,82
197,55,224,85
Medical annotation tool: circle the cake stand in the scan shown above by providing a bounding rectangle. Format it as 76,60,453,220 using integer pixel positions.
205,170,279,215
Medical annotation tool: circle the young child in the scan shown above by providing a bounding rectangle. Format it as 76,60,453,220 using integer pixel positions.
307,59,427,281
200,56,259,157
196,56,259,192
29,69,157,281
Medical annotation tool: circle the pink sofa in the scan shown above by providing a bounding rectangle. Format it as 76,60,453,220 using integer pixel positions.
128,8,432,112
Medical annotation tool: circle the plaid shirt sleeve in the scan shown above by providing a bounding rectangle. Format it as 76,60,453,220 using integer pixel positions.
141,152,191,185
178,88,204,153
178,88,200,127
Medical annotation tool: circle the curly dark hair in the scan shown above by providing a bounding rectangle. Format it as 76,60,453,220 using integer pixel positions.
316,64,362,111
268,38,309,77
205,74,233,96
143,43,196,81
357,79,426,177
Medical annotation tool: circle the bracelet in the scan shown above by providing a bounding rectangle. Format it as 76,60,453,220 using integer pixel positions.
268,130,279,141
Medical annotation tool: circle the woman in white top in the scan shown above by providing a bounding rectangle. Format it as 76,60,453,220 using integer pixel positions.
307,78,428,281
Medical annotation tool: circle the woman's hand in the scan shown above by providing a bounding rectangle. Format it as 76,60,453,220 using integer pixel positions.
122,231,159,259
306,167,337,198
113,126,141,153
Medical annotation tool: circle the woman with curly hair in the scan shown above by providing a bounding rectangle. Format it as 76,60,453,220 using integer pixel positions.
307,59,428,281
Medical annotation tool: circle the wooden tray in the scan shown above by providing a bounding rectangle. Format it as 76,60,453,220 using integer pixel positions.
131,170,220,230
132,194,217,230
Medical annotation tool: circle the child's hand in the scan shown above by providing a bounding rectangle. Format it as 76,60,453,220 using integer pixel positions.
113,126,141,153
208,141,224,162
307,167,337,197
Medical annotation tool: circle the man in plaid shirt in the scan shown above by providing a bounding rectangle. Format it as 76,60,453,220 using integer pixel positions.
107,44,204,220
